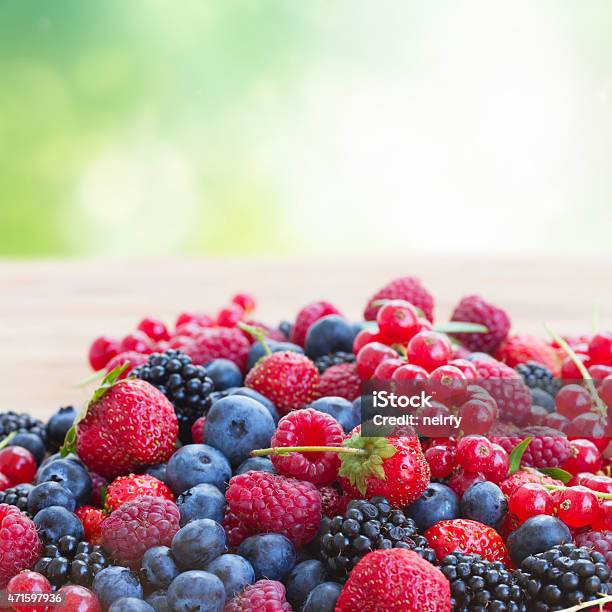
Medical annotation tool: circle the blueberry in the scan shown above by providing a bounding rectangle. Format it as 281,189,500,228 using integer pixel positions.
284,559,328,609
302,581,343,612
460,481,507,529
247,340,303,371
36,458,92,506
171,519,227,570
144,463,168,484
40,452,83,468
166,445,231,495
237,533,296,581
145,591,170,612
309,397,360,434
204,554,255,599
203,396,275,468
8,432,45,465
34,506,84,543
46,406,77,450
531,388,555,411
109,598,154,612
27,482,76,515
93,566,143,609
167,571,225,612
226,388,279,423
304,315,356,359
406,483,459,531
234,457,276,476
204,359,243,391
177,483,226,526
140,546,179,590
507,515,572,565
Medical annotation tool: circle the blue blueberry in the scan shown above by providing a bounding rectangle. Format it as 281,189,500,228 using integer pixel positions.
227,387,279,423
144,463,168,484
302,582,343,612
27,482,76,515
247,340,303,371
305,315,356,359
205,359,243,390
8,432,46,464
203,396,275,468
36,458,92,506
46,406,77,450
460,481,507,529
109,598,154,612
177,483,226,526
33,506,84,543
166,445,231,495
40,452,83,468
140,546,179,590
406,483,459,531
204,554,255,600
167,571,225,612
93,566,143,609
145,591,170,612
234,457,276,476
531,388,555,411
171,519,227,570
284,559,328,609
507,515,572,565
309,397,360,434
237,533,296,581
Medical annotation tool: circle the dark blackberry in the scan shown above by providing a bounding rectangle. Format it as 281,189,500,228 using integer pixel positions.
314,351,355,374
319,496,436,581
440,552,526,612
0,484,32,515
514,543,611,611
0,411,46,445
33,535,109,588
516,361,562,397
133,350,215,442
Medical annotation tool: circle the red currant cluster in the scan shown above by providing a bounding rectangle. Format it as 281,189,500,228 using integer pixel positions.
0,446,37,491
558,332,612,380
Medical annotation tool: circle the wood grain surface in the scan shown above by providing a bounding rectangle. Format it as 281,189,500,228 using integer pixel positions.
1,256,610,420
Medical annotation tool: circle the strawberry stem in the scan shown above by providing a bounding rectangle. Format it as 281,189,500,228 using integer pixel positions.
252,446,369,457
542,484,612,501
238,322,271,356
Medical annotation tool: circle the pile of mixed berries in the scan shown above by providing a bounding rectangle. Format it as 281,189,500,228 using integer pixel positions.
1,276,612,611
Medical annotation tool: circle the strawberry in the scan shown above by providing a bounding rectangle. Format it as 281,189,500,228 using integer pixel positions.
62,367,178,479
335,548,451,612
104,473,175,513
245,350,320,415
75,506,106,545
183,327,251,372
496,334,562,374
424,519,512,566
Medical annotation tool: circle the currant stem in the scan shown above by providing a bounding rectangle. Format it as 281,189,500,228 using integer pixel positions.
542,484,612,501
237,322,271,355
252,446,369,457
0,432,15,450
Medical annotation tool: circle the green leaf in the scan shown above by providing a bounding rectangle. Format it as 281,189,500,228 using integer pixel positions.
537,467,572,484
507,437,532,475
433,321,489,334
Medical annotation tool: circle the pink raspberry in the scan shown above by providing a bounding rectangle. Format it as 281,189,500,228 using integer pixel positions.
291,301,341,347
184,327,250,372
363,276,434,322
318,362,361,401
224,472,321,548
101,496,180,569
575,530,612,568
89,472,108,508
224,580,292,611
0,504,42,588
492,427,571,468
450,295,510,354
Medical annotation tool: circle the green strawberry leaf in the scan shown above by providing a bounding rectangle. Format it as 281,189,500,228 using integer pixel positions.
0,432,16,450
507,437,532,475
433,322,488,334
537,467,572,484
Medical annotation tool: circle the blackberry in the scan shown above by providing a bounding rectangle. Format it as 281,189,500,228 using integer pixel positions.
514,543,611,611
0,484,32,515
0,411,46,444
440,552,526,612
133,350,215,442
516,361,561,397
314,352,355,374
33,535,109,588
319,496,436,581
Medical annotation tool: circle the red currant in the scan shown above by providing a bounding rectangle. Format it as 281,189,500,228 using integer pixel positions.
424,445,457,478
569,473,612,494
175,311,213,329
448,469,485,496
589,364,612,382
88,336,119,371
392,364,429,381
352,328,381,354
561,353,591,381
429,365,467,403
376,300,420,344
589,332,612,366
598,375,612,408
356,342,397,380
509,483,553,523
555,384,592,419
591,500,612,531
567,413,607,451
0,446,37,484
373,358,405,381
543,412,570,432
0,472,10,491
561,439,602,474
456,436,494,471
216,304,244,328
483,444,509,482
407,331,452,372
232,293,256,314
119,331,155,355
137,317,170,342
527,405,549,426
556,485,599,527
459,399,495,436
7,571,52,612
418,402,456,437
417,317,433,332
448,359,479,382
56,585,102,612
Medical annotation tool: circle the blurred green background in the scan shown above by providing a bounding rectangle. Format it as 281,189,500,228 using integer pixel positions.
1,0,611,258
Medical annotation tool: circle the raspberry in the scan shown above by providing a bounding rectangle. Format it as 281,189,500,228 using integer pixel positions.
104,351,148,378
101,496,180,569
105,473,175,513
269,408,344,485
224,472,321,548
319,485,349,518
491,427,571,468
89,472,108,508
291,301,341,347
450,295,510,353
498,470,563,498
7,571,52,612
184,327,251,372
363,276,434,322
75,506,106,545
497,335,561,374
191,416,205,444
575,530,612,568
224,579,292,611
0,504,42,588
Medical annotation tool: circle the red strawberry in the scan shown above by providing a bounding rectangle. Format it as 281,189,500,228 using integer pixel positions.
318,362,361,401
184,327,250,372
424,519,512,566
496,334,562,374
245,351,320,415
65,368,178,479
104,473,175,513
363,276,434,322
335,548,451,612
291,301,341,346
75,506,106,545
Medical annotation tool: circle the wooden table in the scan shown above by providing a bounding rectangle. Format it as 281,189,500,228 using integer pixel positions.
1,257,610,420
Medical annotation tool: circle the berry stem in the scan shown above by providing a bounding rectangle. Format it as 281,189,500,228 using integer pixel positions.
252,446,369,457
0,431,15,450
238,322,271,355
557,593,612,611
541,484,612,501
